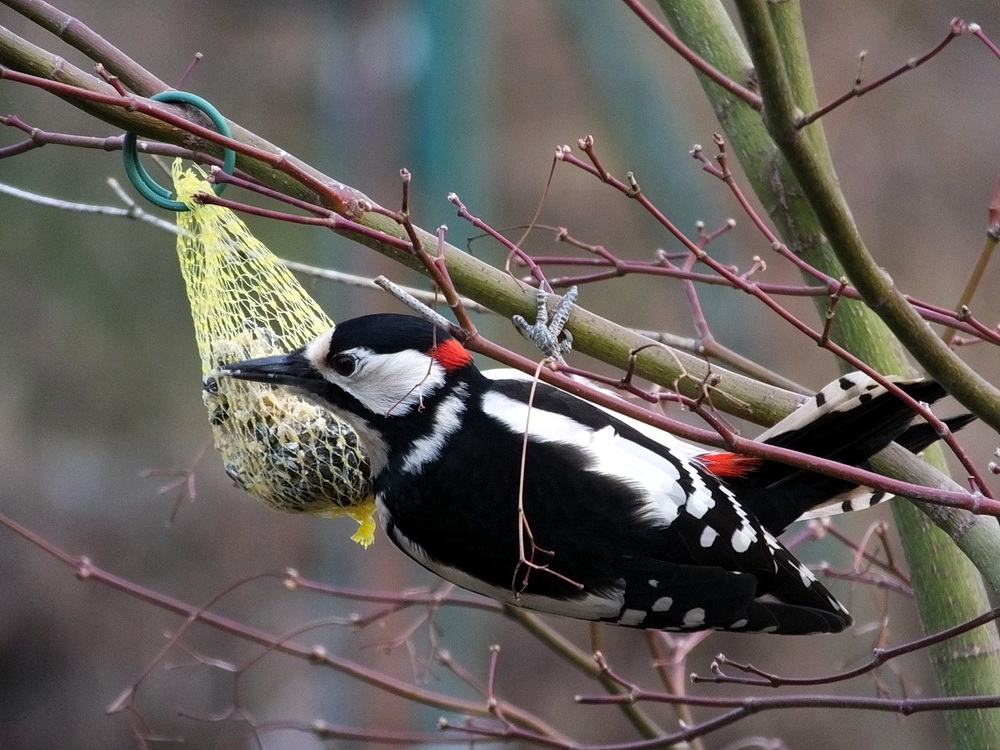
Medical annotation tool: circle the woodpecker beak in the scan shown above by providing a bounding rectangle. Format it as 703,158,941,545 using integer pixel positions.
219,349,324,391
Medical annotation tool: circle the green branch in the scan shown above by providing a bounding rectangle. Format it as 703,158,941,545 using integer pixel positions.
654,2,1000,747
739,1,1000,434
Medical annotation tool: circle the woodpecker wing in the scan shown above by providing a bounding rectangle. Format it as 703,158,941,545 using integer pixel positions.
451,375,851,633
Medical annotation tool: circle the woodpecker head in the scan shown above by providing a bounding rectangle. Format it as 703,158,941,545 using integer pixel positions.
219,314,478,471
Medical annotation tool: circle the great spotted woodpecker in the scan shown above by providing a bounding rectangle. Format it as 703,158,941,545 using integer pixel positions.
220,313,969,635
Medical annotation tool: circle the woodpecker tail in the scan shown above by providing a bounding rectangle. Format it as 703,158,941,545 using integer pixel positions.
706,373,972,535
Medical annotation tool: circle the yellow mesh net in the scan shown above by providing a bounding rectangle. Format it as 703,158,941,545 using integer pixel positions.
172,162,376,546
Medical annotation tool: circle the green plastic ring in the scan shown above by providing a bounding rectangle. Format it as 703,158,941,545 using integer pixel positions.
122,91,236,211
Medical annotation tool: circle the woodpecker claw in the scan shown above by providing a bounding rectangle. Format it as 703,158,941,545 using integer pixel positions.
512,286,577,361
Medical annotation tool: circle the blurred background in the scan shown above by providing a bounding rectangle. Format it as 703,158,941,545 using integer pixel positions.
1,1,998,748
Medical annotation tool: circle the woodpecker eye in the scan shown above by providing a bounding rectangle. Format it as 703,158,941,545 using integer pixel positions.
331,353,357,377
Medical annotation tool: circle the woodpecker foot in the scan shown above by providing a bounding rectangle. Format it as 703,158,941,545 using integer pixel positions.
513,286,577,361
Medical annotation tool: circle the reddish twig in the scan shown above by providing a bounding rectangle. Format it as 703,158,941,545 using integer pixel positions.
449,192,551,292
140,439,210,523
0,509,557,736
574,649,1000,748
798,18,967,127
692,605,1000,689
396,170,477,333
563,134,994,497
621,0,762,109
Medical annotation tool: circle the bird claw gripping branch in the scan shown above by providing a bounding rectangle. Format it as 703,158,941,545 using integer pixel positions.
513,286,578,361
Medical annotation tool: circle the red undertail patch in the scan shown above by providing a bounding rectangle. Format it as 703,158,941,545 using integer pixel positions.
699,451,763,477
430,339,473,370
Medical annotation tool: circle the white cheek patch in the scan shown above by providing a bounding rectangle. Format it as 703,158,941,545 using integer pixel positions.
319,347,447,417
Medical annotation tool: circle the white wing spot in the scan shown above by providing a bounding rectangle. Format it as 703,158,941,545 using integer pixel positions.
619,608,648,627
699,526,718,549
731,528,753,553
648,579,659,588
682,608,706,627
685,491,715,519
725,495,759,553
652,596,673,612
681,455,720,521
797,563,816,587
730,618,749,629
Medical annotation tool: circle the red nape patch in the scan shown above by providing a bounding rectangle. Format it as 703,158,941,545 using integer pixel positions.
699,452,763,477
429,339,473,370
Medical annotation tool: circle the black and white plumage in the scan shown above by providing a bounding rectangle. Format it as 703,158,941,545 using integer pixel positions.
220,314,969,635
